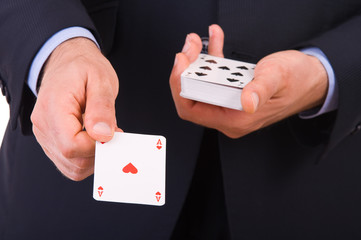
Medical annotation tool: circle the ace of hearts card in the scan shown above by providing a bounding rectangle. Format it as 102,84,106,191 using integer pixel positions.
93,132,166,206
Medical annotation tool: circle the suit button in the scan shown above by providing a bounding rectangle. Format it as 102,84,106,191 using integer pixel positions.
351,122,361,135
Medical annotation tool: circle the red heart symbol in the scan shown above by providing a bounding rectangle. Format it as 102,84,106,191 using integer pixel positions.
156,145,162,150
97,186,104,197
122,163,138,174
155,192,161,202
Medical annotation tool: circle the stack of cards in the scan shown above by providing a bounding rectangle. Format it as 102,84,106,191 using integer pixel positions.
93,132,166,206
180,54,256,110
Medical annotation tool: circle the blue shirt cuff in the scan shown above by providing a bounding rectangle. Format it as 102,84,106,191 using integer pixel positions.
27,27,99,96
299,47,338,119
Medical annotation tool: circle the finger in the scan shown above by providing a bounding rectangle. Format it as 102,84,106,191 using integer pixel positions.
83,71,118,143
51,105,96,160
33,123,95,168
50,150,94,181
170,33,203,111
46,147,94,181
32,90,96,160
33,125,94,181
207,24,224,58
170,53,233,128
181,33,203,62
241,60,283,113
170,53,196,113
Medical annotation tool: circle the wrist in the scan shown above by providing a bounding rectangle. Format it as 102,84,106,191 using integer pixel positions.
304,53,328,110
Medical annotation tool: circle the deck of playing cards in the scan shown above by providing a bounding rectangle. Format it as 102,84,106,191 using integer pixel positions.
180,54,256,110
93,132,166,206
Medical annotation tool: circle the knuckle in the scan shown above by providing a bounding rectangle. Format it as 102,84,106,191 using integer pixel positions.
224,131,241,139
31,98,53,126
74,158,93,170
262,83,274,96
221,125,243,139
226,126,245,139
67,171,87,182
32,126,40,140
102,99,115,111
176,107,190,121
169,75,176,86
30,112,37,125
265,60,279,70
57,161,89,182
59,144,76,159
251,123,263,133
30,107,41,125
67,166,89,181
244,118,262,132
90,97,115,113
222,118,264,139
253,79,274,99
177,110,186,120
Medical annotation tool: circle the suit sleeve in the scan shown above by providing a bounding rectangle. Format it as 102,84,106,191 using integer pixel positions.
0,0,98,134
292,9,361,155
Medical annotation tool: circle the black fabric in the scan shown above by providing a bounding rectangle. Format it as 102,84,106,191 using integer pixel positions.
171,129,230,240
0,0,97,130
306,13,361,151
219,120,361,239
1,0,361,239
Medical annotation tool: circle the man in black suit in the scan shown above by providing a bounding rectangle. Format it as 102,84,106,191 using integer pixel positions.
1,0,361,239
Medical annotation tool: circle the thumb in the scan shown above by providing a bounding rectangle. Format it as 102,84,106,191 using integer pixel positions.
84,75,118,143
241,62,282,113
207,24,224,58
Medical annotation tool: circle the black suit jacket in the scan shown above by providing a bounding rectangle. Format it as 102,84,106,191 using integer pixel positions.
1,0,361,239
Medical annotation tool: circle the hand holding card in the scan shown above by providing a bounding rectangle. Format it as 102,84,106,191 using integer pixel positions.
170,24,328,139
93,132,166,206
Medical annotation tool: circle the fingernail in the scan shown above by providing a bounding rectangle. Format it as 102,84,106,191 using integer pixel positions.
93,122,112,136
182,34,192,54
252,92,259,111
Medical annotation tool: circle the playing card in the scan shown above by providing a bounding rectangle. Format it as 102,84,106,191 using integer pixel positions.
180,54,256,110
93,132,166,206
182,53,255,88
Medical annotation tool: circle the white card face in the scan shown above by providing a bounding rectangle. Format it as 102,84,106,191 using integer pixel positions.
93,132,166,206
181,54,256,88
